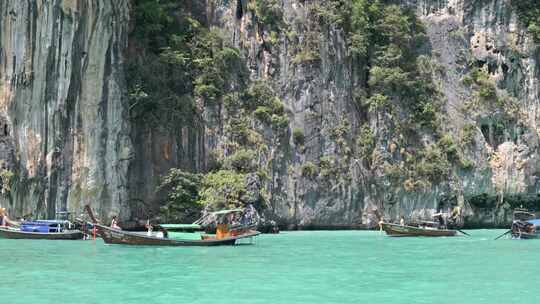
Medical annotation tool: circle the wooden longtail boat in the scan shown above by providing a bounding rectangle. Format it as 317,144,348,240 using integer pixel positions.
0,219,84,240
511,209,539,240
381,222,458,237
84,205,260,246
91,223,259,246
0,208,83,240
0,226,84,240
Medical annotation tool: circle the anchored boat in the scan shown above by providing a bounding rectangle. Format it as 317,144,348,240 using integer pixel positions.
0,220,84,240
380,222,458,237
89,223,259,246
511,209,539,239
84,205,260,246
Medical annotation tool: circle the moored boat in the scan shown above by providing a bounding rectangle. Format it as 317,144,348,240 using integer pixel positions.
511,209,539,239
90,223,259,246
84,205,260,246
380,222,458,237
0,220,84,240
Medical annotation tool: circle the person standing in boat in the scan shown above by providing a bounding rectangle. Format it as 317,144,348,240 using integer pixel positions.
111,216,121,230
436,213,445,229
145,220,153,236
400,216,405,226
0,207,5,226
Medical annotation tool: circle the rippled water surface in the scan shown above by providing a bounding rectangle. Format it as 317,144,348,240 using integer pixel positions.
1,230,538,303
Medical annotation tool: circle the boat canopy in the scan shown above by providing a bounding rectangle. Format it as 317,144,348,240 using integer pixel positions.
210,209,244,215
23,220,70,225
159,223,202,230
21,220,71,233
514,210,535,221
527,219,540,226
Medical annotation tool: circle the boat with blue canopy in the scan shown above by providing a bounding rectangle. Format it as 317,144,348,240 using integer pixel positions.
0,210,84,240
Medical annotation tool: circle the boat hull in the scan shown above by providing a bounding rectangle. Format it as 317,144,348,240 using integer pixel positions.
381,223,458,237
0,227,84,240
512,231,539,239
94,224,260,246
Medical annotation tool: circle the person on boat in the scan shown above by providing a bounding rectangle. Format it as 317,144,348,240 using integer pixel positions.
448,207,458,227
145,220,153,236
400,217,405,226
240,210,251,226
527,223,536,234
0,207,5,226
379,218,385,231
110,216,121,230
436,214,445,229
451,206,460,218
155,228,168,238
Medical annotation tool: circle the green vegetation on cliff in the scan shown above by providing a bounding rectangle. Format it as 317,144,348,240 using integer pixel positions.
249,0,283,31
198,170,249,209
129,1,294,220
128,0,247,127
338,1,453,189
132,0,535,223
159,168,254,220
511,0,540,42
158,169,201,222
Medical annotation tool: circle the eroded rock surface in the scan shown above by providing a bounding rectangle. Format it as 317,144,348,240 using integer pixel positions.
0,1,132,220
0,0,538,228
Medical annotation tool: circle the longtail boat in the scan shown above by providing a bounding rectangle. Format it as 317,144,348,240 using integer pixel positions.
380,222,458,237
84,205,260,246
0,220,84,240
511,209,539,239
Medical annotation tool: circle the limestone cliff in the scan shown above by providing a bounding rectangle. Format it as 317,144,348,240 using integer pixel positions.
0,0,538,228
0,1,132,220
203,0,540,228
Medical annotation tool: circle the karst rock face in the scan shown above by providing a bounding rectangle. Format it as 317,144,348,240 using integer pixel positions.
0,1,132,220
0,0,538,228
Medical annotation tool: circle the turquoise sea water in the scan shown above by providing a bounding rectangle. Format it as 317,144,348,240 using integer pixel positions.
1,230,538,303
